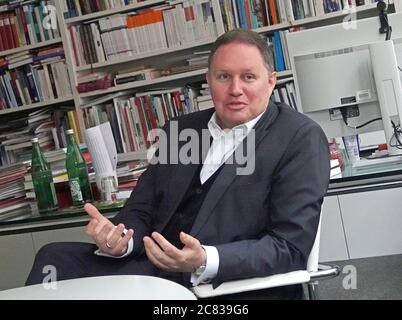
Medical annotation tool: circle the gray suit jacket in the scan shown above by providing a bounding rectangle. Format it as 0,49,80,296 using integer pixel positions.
114,101,330,285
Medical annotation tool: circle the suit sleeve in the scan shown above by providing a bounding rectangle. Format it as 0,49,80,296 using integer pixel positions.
110,122,172,256
215,123,330,282
111,161,158,256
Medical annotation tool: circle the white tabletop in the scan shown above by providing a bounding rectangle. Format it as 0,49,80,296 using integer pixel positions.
0,275,197,300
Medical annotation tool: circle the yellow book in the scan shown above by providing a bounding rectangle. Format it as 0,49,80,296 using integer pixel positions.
67,111,81,144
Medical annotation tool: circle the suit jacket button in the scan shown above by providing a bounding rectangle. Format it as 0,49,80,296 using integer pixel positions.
196,188,203,194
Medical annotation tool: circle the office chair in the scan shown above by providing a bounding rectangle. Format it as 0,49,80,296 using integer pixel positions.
191,218,340,299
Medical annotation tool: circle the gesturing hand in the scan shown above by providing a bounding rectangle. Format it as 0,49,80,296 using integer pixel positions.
143,231,206,273
84,203,134,256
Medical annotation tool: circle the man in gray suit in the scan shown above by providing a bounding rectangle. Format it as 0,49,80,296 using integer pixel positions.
26,29,330,299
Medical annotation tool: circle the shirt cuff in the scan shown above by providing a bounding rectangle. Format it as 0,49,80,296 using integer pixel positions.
190,245,219,286
94,229,134,258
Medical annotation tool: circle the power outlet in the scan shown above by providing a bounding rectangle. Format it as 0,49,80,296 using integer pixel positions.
342,105,360,118
329,108,342,121
329,106,360,121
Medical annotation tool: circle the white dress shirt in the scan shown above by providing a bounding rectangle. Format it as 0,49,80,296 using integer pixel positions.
96,111,264,286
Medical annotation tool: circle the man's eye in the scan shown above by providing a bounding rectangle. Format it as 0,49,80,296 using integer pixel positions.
244,74,256,81
217,74,229,80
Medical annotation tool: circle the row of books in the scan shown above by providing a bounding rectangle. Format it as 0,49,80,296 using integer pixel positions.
0,107,81,167
0,46,73,110
83,86,199,153
0,162,31,222
75,60,206,93
61,0,143,19
266,29,295,72
219,0,380,32
0,0,60,53
68,1,218,67
272,79,299,110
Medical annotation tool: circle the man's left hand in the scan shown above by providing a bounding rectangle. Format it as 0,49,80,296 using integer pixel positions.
143,231,206,273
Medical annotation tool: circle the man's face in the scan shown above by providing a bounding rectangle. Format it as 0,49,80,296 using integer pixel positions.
207,42,277,129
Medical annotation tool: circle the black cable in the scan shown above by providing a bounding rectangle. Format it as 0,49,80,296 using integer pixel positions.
341,109,348,126
386,23,392,41
354,117,382,129
377,0,392,40
390,120,402,149
398,66,402,73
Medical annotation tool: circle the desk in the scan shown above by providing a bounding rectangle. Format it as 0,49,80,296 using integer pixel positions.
0,275,197,300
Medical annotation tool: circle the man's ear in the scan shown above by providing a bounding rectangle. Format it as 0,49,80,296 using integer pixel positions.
267,71,277,97
206,71,211,86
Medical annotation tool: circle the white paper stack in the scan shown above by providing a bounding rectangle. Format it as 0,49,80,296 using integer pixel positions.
84,122,118,191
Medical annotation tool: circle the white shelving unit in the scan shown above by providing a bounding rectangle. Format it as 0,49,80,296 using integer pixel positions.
0,96,74,116
257,2,387,34
0,38,62,58
64,0,166,24
76,38,217,72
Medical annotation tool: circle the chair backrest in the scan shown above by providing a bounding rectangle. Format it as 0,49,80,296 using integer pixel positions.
307,216,322,273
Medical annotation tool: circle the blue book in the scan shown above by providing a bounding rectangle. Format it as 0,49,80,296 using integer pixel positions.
273,31,285,71
2,72,18,108
236,0,248,29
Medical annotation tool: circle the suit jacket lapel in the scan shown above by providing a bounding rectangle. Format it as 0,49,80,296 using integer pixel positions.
190,102,279,237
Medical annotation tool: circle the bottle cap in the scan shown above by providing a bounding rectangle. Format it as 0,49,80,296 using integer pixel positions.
31,138,39,143
66,129,74,135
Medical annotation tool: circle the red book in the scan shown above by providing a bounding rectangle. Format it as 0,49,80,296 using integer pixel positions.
171,91,183,116
3,13,16,49
0,17,4,52
123,104,136,152
134,97,150,148
143,95,159,129
9,13,20,49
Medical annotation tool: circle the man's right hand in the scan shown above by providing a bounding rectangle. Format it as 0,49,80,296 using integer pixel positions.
84,203,134,256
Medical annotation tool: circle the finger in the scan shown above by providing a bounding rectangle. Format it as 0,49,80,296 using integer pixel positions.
144,236,176,269
144,237,171,271
180,231,200,249
151,232,181,259
113,229,134,254
94,216,114,235
106,224,125,248
95,222,116,246
84,203,105,221
86,219,98,236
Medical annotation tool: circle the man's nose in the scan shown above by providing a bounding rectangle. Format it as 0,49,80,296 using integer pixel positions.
229,78,242,96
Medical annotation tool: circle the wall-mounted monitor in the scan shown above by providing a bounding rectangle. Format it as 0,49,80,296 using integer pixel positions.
293,44,378,113
292,38,402,154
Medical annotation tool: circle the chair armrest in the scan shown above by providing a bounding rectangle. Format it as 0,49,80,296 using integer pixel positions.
309,264,340,282
191,270,311,298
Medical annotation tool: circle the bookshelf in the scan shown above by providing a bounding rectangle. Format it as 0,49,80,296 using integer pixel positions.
1,0,400,168
51,0,400,163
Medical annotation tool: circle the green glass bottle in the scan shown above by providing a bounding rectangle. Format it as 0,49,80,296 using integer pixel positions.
66,129,92,205
31,138,58,213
